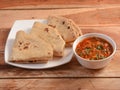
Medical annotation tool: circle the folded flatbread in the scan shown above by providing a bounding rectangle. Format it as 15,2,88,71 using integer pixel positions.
9,30,53,63
47,16,82,43
31,22,65,56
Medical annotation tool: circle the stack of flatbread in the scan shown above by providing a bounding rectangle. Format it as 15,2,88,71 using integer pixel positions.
9,16,82,63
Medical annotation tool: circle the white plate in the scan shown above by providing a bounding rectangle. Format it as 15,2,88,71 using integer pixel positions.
4,19,73,69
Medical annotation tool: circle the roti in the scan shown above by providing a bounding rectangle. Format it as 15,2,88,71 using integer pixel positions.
47,16,82,43
31,22,65,56
9,30,53,63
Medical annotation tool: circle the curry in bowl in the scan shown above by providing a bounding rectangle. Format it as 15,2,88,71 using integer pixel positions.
76,37,113,60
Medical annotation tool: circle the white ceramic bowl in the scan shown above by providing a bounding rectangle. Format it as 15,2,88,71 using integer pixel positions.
73,33,116,69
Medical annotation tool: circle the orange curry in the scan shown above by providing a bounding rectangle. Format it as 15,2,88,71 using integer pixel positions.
76,37,113,60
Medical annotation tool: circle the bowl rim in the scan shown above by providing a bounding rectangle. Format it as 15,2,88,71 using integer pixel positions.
73,33,117,62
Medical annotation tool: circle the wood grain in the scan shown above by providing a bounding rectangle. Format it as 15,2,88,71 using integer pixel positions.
0,28,9,52
0,8,95,28
0,7,120,78
0,78,120,90
1,0,120,9
0,6,120,29
0,50,119,78
65,7,120,26
1,3,120,89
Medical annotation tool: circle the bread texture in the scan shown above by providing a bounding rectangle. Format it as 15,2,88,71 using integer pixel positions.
31,22,65,56
47,16,82,43
9,30,53,63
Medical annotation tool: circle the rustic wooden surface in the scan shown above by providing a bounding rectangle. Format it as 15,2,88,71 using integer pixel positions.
0,0,120,90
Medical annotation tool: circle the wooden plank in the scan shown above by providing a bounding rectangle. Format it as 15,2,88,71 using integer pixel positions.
2,5,120,10
0,50,120,78
0,26,119,52
65,7,120,26
0,7,120,28
1,0,120,9
0,78,120,90
0,8,95,28
0,28,9,52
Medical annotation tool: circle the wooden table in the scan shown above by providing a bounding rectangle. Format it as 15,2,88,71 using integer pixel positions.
0,0,120,89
